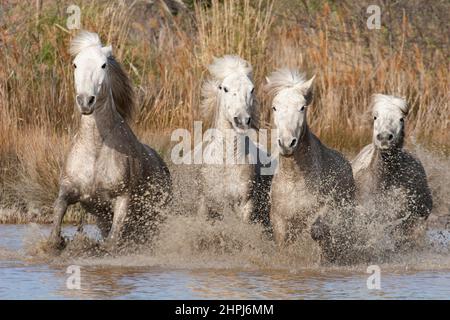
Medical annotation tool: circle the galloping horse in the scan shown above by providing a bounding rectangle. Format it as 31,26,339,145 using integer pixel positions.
197,55,262,223
266,68,356,264
48,31,171,251
352,94,432,253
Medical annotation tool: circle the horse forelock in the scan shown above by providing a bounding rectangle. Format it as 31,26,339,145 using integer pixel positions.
265,68,307,97
208,55,252,81
69,31,102,56
371,94,408,116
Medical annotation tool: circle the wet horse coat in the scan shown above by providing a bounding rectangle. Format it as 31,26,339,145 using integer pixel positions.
352,94,432,252
197,55,263,223
266,69,356,264
49,32,171,250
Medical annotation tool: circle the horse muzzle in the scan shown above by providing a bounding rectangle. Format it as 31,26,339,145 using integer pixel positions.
232,116,251,133
277,138,297,156
76,94,96,115
375,132,394,150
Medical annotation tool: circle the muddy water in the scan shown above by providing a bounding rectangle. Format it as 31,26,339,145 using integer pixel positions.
0,224,449,299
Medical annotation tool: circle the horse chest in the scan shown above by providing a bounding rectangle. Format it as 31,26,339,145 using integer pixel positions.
223,166,251,198
65,144,127,198
271,166,317,218
202,164,251,201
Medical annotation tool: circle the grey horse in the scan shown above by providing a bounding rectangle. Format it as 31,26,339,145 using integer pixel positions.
197,55,263,223
266,68,357,264
48,31,171,251
352,94,432,254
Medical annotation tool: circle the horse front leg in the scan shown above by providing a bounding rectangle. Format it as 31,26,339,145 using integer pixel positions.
104,195,129,252
270,211,287,245
48,194,70,250
240,197,253,223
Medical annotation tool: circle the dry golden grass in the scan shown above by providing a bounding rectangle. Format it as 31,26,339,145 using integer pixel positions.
0,0,448,220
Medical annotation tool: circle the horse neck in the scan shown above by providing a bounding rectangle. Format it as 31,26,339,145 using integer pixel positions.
78,88,122,144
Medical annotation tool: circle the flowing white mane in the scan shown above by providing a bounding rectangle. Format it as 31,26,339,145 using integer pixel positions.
372,94,409,115
208,55,252,80
200,78,220,120
266,68,307,95
70,31,102,56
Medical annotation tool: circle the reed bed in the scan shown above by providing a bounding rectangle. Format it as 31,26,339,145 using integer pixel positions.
0,0,448,220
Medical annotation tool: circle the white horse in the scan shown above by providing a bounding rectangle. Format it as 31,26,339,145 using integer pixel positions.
266,68,357,264
48,31,172,252
352,94,433,252
197,55,263,223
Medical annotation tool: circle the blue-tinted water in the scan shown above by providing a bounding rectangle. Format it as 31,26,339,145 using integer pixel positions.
0,224,449,299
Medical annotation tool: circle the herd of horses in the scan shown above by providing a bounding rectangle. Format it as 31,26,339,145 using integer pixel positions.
47,31,433,265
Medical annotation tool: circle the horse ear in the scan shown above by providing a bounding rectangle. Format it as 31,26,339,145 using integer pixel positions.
301,75,315,91
101,45,113,57
399,97,409,115
297,75,315,105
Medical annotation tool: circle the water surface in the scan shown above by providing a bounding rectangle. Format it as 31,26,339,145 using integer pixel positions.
0,224,449,299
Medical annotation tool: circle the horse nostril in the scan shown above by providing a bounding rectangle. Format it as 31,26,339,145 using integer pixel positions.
233,117,240,125
245,117,251,125
388,134,394,141
376,134,382,141
278,139,282,147
289,139,297,148
88,96,96,106
76,95,83,106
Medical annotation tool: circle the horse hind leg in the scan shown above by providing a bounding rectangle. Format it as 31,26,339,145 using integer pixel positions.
96,215,113,239
76,210,87,234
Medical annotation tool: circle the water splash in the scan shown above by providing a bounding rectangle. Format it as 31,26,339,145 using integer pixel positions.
4,149,448,273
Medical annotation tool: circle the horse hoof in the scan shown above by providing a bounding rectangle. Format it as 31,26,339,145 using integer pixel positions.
48,235,66,251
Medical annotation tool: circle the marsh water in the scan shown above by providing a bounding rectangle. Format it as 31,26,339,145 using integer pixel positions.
0,224,449,299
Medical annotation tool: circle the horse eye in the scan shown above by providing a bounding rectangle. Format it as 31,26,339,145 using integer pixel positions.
101,63,106,69
250,88,255,94
300,106,305,112
73,63,77,69
400,118,404,123
272,106,276,111
374,116,377,120
224,87,229,93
